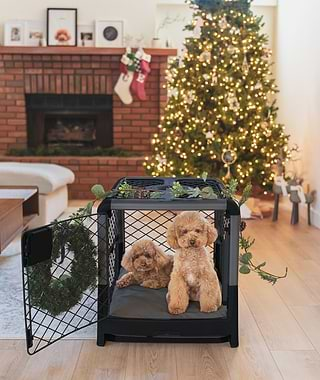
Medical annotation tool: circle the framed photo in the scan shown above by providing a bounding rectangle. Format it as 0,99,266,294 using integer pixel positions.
95,20,124,48
78,25,95,47
4,21,25,46
25,21,46,46
47,8,77,47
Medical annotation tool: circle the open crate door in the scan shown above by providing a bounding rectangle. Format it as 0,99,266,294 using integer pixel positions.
21,213,112,355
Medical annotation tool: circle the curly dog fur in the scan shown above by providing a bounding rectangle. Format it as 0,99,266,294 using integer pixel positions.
167,211,221,314
116,239,173,289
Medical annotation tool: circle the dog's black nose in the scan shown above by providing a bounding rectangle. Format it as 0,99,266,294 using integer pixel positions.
190,239,196,246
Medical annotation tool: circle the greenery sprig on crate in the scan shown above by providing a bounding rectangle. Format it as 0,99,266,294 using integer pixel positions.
78,177,287,289
169,175,288,285
224,178,288,285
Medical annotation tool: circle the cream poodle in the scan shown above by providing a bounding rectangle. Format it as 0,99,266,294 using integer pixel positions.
166,211,221,314
116,239,173,289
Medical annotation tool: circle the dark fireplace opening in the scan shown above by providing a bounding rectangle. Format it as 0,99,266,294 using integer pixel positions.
26,94,113,149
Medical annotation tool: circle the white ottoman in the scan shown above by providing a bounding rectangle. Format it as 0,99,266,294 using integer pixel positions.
0,162,75,227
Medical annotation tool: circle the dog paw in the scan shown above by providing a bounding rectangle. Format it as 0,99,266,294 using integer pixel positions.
168,303,187,315
200,303,219,313
141,280,157,289
116,279,128,288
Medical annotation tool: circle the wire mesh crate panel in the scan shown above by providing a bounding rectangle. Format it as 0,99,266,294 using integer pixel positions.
23,214,109,354
123,210,217,255
106,210,121,288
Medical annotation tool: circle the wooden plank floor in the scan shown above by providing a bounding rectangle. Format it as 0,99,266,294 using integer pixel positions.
1,208,320,380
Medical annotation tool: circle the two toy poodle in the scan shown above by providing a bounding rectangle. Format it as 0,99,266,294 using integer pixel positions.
116,211,221,315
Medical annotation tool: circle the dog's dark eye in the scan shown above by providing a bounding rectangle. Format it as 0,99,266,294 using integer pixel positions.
182,229,188,235
145,253,151,259
195,229,201,233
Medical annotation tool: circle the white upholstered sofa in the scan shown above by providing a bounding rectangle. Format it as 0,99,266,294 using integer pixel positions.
0,162,75,227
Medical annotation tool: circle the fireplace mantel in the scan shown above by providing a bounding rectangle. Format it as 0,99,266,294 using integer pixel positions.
0,45,173,196
0,46,177,56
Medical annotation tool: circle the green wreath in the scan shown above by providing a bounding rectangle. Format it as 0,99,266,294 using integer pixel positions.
29,221,97,316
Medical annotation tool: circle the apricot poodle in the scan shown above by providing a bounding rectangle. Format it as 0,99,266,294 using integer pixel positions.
167,211,221,314
116,239,173,289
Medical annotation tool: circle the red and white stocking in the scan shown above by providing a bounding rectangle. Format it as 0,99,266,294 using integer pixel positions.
114,53,134,105
131,51,151,101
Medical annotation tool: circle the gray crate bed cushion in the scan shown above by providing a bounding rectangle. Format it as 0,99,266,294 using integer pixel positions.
109,270,227,320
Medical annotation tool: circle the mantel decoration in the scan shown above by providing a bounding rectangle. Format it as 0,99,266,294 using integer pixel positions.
95,20,124,48
47,8,77,47
78,24,95,47
4,20,25,46
114,47,152,104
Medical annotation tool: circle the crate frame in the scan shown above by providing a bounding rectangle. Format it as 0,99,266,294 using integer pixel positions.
21,177,240,355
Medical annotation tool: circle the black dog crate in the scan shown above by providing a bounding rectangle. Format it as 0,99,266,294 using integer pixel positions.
21,177,240,355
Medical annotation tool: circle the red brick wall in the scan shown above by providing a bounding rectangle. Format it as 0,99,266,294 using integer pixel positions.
1,155,145,199
0,52,169,155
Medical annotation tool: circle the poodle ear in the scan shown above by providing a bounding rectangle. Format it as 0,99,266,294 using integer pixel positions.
121,248,134,272
206,222,218,246
167,222,179,249
153,244,171,268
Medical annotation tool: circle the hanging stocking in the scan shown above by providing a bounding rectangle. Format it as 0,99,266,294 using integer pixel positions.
131,50,152,101
114,50,135,105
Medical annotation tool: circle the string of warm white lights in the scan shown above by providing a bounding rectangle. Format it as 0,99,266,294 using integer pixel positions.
144,1,290,191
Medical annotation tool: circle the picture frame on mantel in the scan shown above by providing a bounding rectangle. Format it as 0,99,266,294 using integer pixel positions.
47,8,77,47
4,20,25,46
77,25,95,47
95,20,124,48
25,21,46,47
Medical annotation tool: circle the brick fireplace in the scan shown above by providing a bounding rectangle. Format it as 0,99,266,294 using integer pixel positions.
0,47,176,198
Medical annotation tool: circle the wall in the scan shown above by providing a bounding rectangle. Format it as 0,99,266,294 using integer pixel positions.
156,3,276,53
277,0,320,228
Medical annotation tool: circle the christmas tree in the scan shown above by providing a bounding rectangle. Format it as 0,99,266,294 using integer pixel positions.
144,0,289,190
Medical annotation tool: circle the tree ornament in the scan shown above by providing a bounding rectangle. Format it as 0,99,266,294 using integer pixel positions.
193,16,204,38
221,146,237,179
175,128,184,138
205,130,214,140
179,46,187,67
227,45,237,55
262,47,272,60
199,49,212,63
185,90,196,104
156,154,167,166
168,87,179,98
212,70,218,85
203,73,211,81
228,92,240,112
218,15,229,30
255,81,262,90
230,26,241,35
242,55,249,75
261,121,269,129
166,71,174,84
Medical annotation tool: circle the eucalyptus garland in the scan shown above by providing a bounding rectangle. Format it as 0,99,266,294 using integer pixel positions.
29,220,97,316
